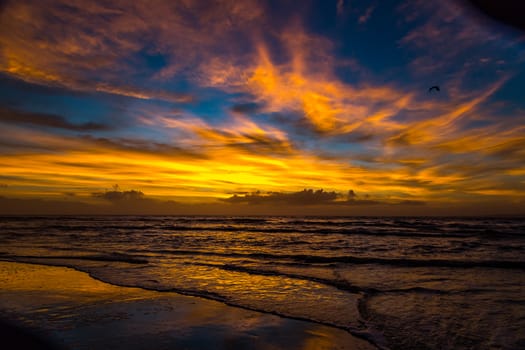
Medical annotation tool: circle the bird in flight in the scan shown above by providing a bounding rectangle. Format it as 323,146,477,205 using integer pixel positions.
428,85,440,93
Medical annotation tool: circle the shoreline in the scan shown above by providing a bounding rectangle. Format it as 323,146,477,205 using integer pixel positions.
0,260,377,350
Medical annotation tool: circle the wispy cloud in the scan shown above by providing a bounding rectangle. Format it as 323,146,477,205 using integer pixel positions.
397,0,522,77
386,77,509,147
0,0,263,102
358,5,375,24
0,106,111,131
199,27,412,137
337,0,346,16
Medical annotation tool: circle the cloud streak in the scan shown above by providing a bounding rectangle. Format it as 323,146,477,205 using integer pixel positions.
358,6,375,24
0,106,111,131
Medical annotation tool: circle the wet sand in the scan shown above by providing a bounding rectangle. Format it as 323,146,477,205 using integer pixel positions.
0,261,375,350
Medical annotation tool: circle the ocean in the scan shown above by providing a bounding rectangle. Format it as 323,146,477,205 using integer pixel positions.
1,216,524,349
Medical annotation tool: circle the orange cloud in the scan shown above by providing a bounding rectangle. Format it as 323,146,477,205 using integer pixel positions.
0,0,263,101
200,30,412,136
0,117,438,204
3,111,524,212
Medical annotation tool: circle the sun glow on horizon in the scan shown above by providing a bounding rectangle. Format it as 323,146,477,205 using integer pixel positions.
0,0,524,215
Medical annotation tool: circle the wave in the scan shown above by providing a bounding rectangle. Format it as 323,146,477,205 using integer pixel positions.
3,216,524,239
7,223,519,239
188,261,518,298
3,249,523,271
151,249,525,270
0,253,148,264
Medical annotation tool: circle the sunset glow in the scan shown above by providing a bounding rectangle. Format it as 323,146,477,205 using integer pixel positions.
0,0,524,215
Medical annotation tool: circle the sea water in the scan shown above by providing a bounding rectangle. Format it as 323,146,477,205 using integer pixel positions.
1,216,524,349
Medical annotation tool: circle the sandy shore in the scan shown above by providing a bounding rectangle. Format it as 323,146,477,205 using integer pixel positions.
0,261,375,350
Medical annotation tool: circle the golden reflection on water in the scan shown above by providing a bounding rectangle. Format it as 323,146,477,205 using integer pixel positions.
0,261,375,350
156,261,362,326
0,261,153,306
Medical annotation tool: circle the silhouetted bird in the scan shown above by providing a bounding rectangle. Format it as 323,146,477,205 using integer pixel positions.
428,86,440,93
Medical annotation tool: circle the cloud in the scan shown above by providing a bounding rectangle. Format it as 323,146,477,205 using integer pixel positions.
2,102,522,210
397,199,426,205
223,188,427,207
230,102,262,115
223,189,339,205
1,0,523,213
0,106,111,131
0,0,263,102
91,83,193,103
344,189,383,205
358,5,375,24
78,135,208,158
385,78,508,147
199,26,413,137
0,120,208,158
92,186,145,202
146,112,294,156
397,0,521,78
337,0,346,16
484,136,525,160
1,193,522,216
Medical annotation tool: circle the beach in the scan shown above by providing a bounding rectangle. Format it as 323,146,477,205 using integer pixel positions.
1,216,523,349
0,261,375,350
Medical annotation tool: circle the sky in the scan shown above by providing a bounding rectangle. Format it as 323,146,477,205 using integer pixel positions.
0,0,524,215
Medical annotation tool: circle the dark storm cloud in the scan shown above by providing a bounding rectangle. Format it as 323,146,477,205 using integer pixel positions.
0,106,111,131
